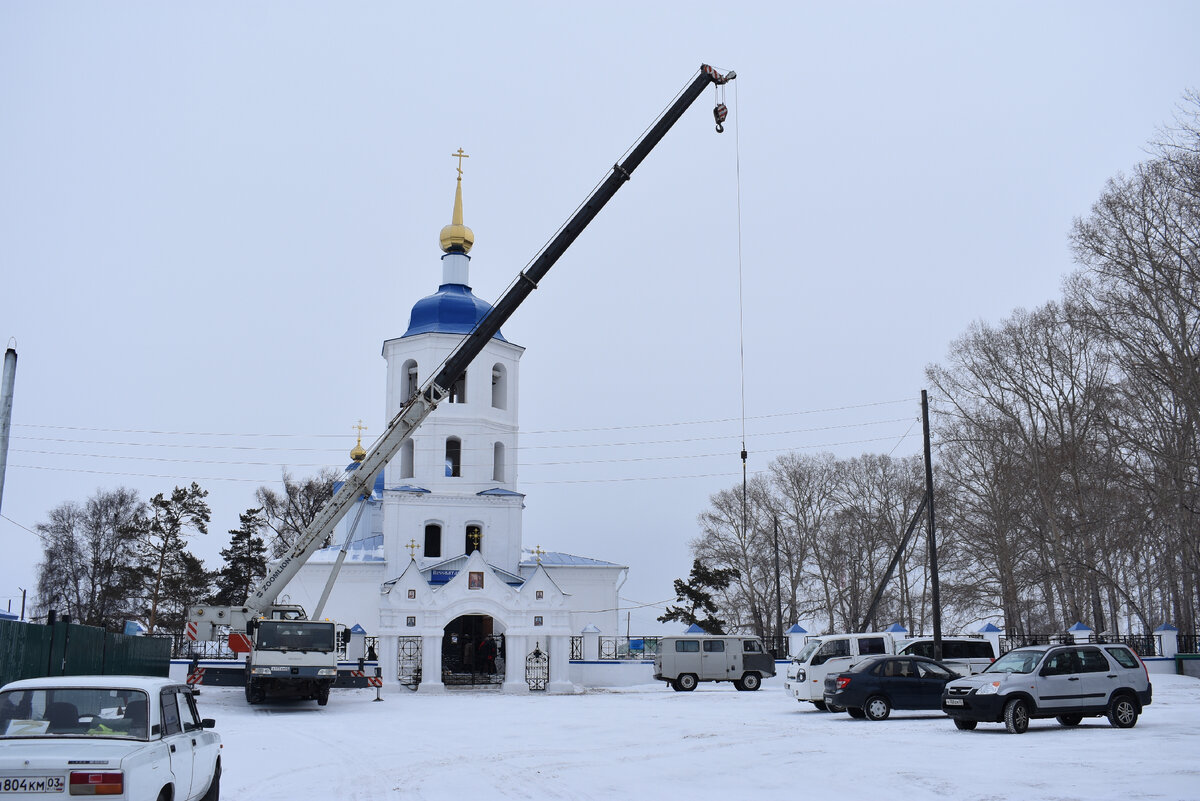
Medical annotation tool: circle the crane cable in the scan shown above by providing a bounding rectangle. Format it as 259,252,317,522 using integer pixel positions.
729,79,749,552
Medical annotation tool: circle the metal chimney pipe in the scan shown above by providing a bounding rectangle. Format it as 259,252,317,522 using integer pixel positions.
0,346,17,514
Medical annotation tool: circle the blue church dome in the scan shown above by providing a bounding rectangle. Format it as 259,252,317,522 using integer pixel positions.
402,283,506,341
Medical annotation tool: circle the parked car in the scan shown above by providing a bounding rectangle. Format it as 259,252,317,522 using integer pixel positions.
0,675,221,800
654,635,776,691
784,632,895,710
941,643,1153,733
897,637,996,675
824,655,962,720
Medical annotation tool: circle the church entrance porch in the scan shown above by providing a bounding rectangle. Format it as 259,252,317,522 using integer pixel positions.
442,615,504,687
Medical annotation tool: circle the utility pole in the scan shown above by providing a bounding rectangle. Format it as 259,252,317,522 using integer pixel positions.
921,390,943,660
773,516,784,656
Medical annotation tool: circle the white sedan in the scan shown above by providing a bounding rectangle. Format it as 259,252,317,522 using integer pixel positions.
0,675,221,800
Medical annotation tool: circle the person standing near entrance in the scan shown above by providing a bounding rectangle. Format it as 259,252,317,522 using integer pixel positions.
483,636,497,675
463,635,475,672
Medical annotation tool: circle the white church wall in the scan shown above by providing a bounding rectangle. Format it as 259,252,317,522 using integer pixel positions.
543,566,625,634
383,492,524,576
278,561,385,633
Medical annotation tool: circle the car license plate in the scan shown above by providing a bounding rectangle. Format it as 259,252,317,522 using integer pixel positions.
1,776,65,793
944,698,964,706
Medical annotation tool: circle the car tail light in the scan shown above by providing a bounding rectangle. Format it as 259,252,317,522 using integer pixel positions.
69,771,123,795
836,676,851,689
1138,654,1149,684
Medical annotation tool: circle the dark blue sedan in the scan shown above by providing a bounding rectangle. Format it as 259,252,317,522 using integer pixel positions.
824,655,962,720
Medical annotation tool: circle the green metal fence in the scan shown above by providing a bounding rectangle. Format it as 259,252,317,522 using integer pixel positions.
0,619,170,687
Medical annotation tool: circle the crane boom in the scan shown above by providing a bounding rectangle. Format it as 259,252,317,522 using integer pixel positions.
192,63,735,636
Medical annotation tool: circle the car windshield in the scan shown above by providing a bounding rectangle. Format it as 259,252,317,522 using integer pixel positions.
794,640,821,662
255,620,336,652
0,688,150,740
984,650,1041,674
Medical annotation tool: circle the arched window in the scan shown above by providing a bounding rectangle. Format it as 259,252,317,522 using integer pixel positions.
400,439,414,479
445,437,461,477
448,371,467,404
465,524,482,554
402,360,419,400
424,523,442,559
491,364,507,410
493,442,505,482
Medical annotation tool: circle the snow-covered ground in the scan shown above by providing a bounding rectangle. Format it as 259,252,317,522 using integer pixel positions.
199,674,1200,800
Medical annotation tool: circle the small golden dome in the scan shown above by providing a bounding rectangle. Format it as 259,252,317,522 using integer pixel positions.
439,222,474,253
350,421,367,462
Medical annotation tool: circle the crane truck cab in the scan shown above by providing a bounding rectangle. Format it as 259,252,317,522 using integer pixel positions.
244,615,344,705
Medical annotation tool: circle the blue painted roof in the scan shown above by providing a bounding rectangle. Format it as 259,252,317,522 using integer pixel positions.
403,283,506,341
350,624,367,633
978,622,1002,632
518,550,623,568
1155,623,1179,631
685,624,706,633
787,624,807,634
885,623,908,633
478,488,525,497
1068,621,1092,632
392,485,431,494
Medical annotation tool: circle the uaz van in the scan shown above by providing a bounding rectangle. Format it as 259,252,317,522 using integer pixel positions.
654,635,776,691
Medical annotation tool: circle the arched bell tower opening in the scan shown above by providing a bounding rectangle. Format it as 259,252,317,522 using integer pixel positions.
441,614,504,686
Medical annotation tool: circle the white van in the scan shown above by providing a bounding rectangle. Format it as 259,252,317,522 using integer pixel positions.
784,633,895,710
897,637,996,675
654,635,776,691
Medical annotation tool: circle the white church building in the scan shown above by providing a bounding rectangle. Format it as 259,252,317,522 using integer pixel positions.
278,159,628,693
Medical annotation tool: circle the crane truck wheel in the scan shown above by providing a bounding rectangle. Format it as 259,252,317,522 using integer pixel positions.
317,685,330,706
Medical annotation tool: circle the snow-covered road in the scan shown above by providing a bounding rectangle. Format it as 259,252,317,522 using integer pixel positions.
199,674,1200,800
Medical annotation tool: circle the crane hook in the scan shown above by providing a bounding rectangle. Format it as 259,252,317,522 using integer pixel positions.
713,103,728,134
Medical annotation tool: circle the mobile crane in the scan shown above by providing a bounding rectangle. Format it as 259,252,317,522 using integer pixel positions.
187,63,736,704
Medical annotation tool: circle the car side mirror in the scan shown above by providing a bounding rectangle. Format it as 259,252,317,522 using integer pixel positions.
201,718,216,729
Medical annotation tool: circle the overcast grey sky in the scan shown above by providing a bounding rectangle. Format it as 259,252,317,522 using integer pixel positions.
2,2,1198,631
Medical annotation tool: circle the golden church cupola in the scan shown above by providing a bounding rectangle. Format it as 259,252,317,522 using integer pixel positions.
438,147,474,254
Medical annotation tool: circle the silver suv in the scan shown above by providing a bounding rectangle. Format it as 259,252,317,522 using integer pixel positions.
941,643,1152,733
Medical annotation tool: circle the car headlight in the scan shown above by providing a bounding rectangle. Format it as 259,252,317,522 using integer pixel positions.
797,669,806,682
251,667,274,676
317,668,337,676
975,681,1002,695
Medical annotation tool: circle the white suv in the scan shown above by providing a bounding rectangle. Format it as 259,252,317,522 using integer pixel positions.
941,643,1152,733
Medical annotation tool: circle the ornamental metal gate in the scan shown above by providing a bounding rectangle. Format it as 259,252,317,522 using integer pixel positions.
525,642,549,691
442,634,504,687
397,637,422,690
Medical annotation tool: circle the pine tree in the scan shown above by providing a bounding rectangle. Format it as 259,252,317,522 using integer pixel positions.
134,482,211,634
658,558,740,634
214,508,269,606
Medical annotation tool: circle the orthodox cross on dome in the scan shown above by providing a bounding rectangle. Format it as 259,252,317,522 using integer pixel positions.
350,420,368,462
440,147,474,254
451,147,469,177
533,545,546,565
406,538,419,559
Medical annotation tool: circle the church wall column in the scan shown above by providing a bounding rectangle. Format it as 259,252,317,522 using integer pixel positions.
547,634,574,694
378,635,397,687
416,633,446,694
501,633,528,693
